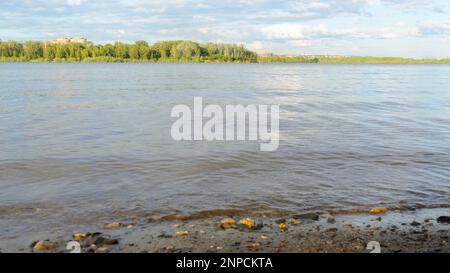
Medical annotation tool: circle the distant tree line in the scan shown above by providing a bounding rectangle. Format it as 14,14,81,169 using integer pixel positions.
0,40,257,63
1,40,449,64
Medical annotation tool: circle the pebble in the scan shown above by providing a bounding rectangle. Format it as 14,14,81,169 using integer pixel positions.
96,247,109,253
289,219,302,225
292,213,319,221
72,232,88,241
251,242,260,249
105,222,125,229
93,237,118,245
72,232,101,241
369,208,388,214
326,228,338,233
85,244,97,253
32,241,58,251
437,216,450,224
327,218,336,224
239,218,256,230
220,218,237,230
175,231,189,237
165,246,174,251
278,223,289,232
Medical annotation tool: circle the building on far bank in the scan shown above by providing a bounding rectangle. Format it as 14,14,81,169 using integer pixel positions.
257,53,349,59
47,37,88,44
302,54,348,59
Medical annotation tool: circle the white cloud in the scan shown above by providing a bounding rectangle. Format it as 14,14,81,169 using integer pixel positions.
261,23,421,40
196,27,248,40
290,1,332,11
261,23,329,39
103,29,126,37
246,41,265,52
289,39,315,47
419,21,450,35
192,15,216,22
66,0,83,6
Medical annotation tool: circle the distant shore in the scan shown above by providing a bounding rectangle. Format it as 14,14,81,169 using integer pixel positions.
1,57,450,64
1,39,449,64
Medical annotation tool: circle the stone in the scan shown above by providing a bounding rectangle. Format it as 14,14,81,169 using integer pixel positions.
326,228,338,233
239,218,256,229
165,245,174,251
220,218,237,230
175,231,189,237
289,218,302,225
411,221,421,227
278,223,289,232
292,213,319,221
72,232,101,241
251,242,260,249
85,245,97,253
96,247,109,253
369,208,388,214
33,241,58,251
327,218,336,224
87,236,118,246
437,216,450,224
73,232,88,241
105,222,125,229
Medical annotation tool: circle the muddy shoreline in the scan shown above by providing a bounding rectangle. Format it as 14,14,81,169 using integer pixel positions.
1,207,449,253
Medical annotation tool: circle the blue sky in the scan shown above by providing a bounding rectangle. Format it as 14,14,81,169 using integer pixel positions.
1,0,450,58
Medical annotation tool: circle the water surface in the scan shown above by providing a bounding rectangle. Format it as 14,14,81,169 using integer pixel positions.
1,63,449,241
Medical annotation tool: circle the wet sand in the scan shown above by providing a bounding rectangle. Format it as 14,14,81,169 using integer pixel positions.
2,207,449,253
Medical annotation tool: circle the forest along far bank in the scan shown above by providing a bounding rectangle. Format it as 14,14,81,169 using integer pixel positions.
1,39,450,64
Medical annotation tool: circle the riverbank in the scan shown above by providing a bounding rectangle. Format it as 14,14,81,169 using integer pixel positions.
2,207,449,253
1,57,450,64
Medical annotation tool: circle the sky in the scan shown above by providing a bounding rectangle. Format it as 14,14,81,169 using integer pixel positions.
1,0,450,58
